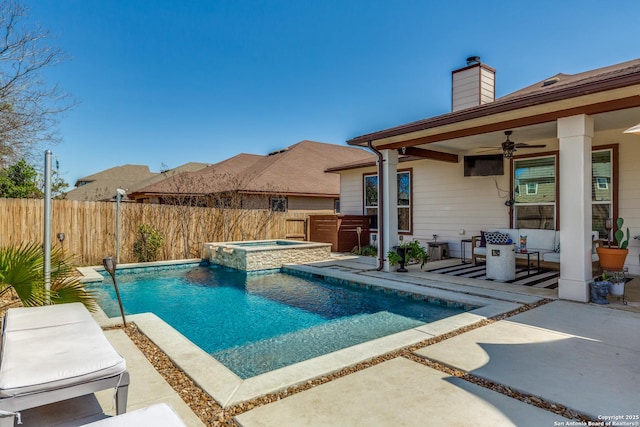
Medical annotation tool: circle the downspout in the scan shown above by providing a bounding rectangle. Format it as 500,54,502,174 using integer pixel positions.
367,140,384,271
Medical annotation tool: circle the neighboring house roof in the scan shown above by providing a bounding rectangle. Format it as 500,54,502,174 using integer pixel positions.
127,162,210,194
65,165,157,201
347,58,640,147
65,162,210,201
129,141,374,199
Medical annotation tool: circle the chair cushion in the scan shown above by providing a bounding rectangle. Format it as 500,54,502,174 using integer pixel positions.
473,247,487,256
2,302,92,333
0,304,126,397
520,228,556,252
80,404,186,427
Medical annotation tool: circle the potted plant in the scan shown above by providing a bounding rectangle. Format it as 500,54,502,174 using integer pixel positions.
596,217,630,271
608,271,626,298
387,240,429,272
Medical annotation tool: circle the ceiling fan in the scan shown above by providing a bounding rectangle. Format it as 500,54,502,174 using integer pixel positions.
479,131,546,158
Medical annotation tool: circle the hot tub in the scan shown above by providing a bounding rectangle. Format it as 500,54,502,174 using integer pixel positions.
204,240,332,271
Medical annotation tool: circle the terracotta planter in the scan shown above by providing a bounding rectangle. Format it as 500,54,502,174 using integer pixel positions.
596,247,629,271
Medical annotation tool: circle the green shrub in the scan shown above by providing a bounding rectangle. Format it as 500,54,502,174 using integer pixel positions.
0,242,97,311
351,245,378,257
133,224,164,262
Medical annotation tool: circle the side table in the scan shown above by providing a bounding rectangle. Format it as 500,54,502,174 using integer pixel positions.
428,242,449,261
486,243,516,282
517,250,540,276
460,239,473,264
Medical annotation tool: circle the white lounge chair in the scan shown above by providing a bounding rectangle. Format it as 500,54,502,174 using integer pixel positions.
0,303,129,427
80,403,186,426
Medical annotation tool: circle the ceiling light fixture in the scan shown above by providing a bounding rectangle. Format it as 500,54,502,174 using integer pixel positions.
502,131,515,158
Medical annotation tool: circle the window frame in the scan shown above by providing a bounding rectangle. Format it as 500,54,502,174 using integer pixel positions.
592,145,618,239
509,144,619,232
270,196,288,212
510,152,558,230
362,168,413,234
595,177,608,190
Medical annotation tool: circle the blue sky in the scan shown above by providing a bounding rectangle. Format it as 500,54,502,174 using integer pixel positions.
25,0,640,186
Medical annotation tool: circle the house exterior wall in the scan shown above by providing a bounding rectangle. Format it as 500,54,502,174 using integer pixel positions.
338,158,510,257
339,166,376,215
287,196,335,212
337,129,640,275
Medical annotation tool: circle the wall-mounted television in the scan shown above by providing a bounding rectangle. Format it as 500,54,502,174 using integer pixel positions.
464,154,504,177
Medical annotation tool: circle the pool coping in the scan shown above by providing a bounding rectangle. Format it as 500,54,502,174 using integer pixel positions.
83,259,537,408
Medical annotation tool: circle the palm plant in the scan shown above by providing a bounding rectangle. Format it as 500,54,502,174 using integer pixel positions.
0,242,97,311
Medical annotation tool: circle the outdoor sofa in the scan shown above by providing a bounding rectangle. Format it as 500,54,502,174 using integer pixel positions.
0,303,129,426
471,228,600,270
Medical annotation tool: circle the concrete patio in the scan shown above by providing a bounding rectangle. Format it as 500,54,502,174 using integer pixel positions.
16,256,640,426
235,298,640,426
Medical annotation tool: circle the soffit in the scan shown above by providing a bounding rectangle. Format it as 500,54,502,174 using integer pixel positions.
374,86,640,153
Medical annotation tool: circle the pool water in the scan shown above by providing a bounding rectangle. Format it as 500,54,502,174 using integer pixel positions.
90,264,468,378
228,240,303,247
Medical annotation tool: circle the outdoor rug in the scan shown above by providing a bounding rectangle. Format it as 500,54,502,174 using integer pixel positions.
426,262,560,289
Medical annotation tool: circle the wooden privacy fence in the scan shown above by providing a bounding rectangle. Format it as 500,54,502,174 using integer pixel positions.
0,198,314,266
309,215,370,252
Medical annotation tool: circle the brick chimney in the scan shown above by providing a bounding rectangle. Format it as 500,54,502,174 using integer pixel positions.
451,56,496,112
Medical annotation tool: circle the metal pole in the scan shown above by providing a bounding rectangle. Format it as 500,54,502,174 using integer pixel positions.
116,191,122,263
44,150,52,303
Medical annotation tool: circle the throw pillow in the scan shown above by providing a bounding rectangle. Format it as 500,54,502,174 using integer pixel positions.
555,243,560,253
485,231,510,245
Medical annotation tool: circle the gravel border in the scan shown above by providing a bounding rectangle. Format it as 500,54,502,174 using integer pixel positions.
118,298,598,426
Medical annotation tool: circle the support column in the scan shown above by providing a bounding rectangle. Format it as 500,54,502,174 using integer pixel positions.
557,114,593,302
381,149,398,272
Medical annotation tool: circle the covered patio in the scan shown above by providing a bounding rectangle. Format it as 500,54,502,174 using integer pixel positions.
336,57,640,303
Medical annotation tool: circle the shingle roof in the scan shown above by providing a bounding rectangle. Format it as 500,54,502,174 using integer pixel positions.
127,162,211,193
65,163,210,201
347,58,640,145
501,58,640,100
130,141,374,198
65,165,157,201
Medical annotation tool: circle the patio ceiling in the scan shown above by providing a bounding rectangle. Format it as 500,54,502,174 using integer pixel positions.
408,105,640,155
369,104,640,160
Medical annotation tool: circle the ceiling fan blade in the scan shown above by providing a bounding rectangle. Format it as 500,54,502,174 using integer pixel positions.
514,143,546,149
473,147,501,153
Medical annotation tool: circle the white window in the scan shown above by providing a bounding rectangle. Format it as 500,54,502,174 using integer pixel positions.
592,149,612,238
513,156,556,230
363,170,412,233
595,177,608,190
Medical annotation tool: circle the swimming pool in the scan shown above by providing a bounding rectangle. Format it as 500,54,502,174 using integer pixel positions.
90,263,469,378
